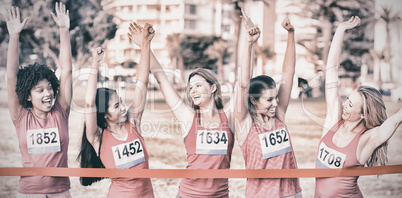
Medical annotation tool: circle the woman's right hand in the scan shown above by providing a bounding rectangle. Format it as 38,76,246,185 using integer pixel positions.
241,8,260,44
128,21,144,47
91,47,104,63
142,23,155,42
339,16,360,30
3,6,28,36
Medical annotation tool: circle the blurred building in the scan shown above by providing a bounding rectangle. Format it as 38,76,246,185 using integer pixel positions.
101,0,235,71
101,0,319,97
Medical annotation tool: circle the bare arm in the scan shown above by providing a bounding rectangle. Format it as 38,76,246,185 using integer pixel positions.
359,108,402,163
277,18,295,120
127,23,154,130
323,16,360,136
233,9,260,141
84,47,104,151
128,22,193,124
4,7,28,120
51,2,72,113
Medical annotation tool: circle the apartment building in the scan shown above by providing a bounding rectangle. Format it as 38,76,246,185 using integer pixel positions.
101,0,235,72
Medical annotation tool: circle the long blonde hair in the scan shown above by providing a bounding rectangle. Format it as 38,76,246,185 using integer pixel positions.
357,85,388,167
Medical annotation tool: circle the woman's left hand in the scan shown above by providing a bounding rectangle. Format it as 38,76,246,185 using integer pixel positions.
51,2,70,29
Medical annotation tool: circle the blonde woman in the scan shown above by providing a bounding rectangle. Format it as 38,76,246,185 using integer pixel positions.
315,16,402,197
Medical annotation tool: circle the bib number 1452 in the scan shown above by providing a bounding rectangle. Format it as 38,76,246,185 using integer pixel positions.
112,139,145,169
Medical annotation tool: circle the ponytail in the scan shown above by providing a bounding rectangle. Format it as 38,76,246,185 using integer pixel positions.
77,124,105,186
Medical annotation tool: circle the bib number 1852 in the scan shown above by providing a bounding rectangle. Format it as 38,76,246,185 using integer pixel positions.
26,128,61,154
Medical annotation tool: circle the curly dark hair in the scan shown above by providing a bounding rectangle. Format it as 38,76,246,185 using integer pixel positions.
16,62,60,109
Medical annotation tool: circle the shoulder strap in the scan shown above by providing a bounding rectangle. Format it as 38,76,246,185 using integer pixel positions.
97,128,104,158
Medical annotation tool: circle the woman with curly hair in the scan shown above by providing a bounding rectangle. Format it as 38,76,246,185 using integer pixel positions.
4,3,73,197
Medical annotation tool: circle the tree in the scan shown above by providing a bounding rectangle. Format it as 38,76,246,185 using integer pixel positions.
0,0,116,70
255,45,275,75
166,33,185,82
204,39,230,81
180,35,221,70
298,0,375,95
300,0,375,68
377,6,401,83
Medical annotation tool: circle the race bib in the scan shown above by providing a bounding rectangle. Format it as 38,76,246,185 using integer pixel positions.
196,130,228,155
112,139,145,169
27,127,61,154
259,128,291,159
316,142,346,168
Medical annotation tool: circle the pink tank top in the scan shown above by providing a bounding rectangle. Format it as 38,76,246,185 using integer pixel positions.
100,121,154,198
13,101,70,194
178,109,234,198
240,116,301,197
315,119,366,198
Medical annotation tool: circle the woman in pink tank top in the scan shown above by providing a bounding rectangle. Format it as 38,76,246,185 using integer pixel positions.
5,3,73,197
316,16,402,197
233,9,302,198
77,23,155,197
128,22,239,197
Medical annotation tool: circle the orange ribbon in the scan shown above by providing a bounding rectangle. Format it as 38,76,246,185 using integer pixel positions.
0,165,401,178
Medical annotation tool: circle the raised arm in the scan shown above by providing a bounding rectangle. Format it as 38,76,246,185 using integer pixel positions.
234,9,260,141
128,22,193,124
127,23,154,129
225,8,256,115
84,47,104,150
51,2,72,113
359,108,402,163
276,18,295,120
4,7,28,120
323,16,360,134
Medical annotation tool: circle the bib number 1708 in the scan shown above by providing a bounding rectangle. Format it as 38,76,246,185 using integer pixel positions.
316,142,346,168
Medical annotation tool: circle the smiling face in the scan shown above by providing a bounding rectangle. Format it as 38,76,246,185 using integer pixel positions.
28,79,55,116
251,88,278,117
188,75,216,108
105,93,128,124
342,90,364,121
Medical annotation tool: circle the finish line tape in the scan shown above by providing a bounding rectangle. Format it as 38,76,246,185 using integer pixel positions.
0,165,401,178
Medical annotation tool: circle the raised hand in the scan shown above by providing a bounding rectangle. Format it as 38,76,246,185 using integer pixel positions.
339,16,360,30
143,23,155,42
281,18,294,32
3,6,28,35
91,47,104,63
246,27,260,44
51,2,70,29
240,8,254,30
128,22,144,47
